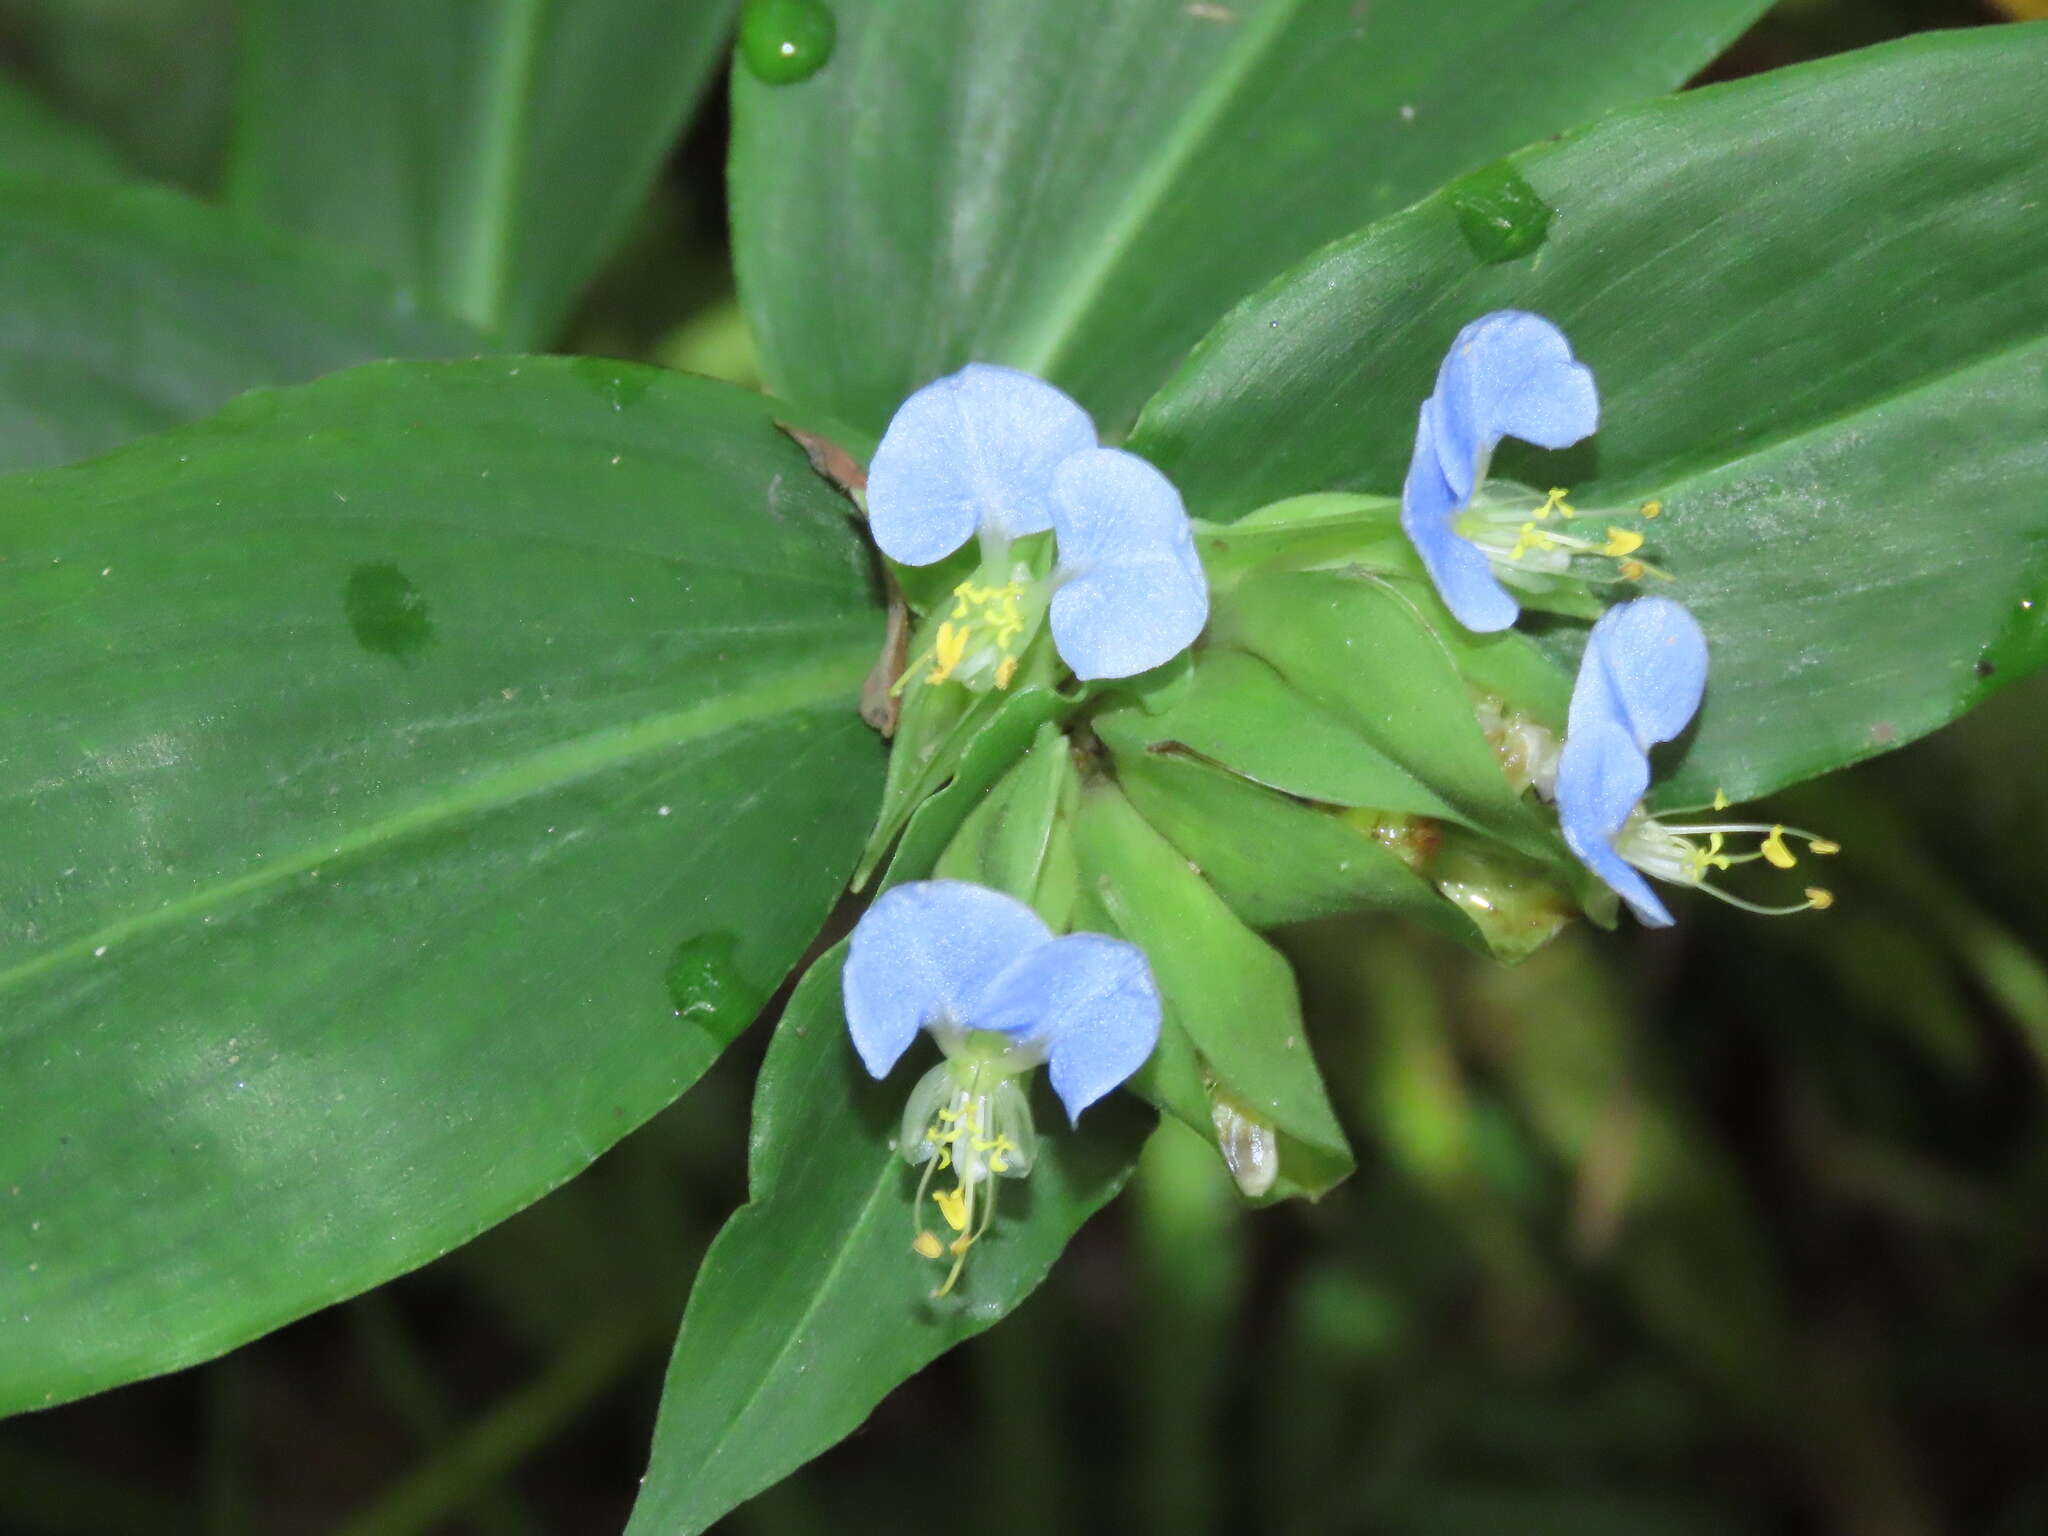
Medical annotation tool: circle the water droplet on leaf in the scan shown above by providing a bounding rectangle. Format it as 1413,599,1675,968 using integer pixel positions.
1446,161,1553,265
739,0,835,84
345,564,434,663
1973,588,2047,693
665,931,766,1043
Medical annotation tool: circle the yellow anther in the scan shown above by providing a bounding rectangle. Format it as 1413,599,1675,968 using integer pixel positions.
929,621,969,683
949,1235,973,1256
1540,487,1577,519
1508,521,1559,561
973,1133,1017,1175
912,1231,944,1260
1810,838,1841,856
1760,826,1797,870
1641,500,1663,519
995,655,1017,690
1618,559,1646,581
1711,789,1731,811
1601,527,1644,558
1806,887,1834,910
933,1187,968,1232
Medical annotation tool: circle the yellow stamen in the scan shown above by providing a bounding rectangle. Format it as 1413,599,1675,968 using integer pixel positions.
1540,487,1577,519
912,1231,944,1260
1760,826,1797,870
1508,521,1559,561
1618,559,1646,581
1601,527,1644,558
1641,500,1663,519
1810,838,1841,856
933,1186,968,1232
995,655,1017,690
1806,887,1834,910
1711,789,1730,811
928,621,969,684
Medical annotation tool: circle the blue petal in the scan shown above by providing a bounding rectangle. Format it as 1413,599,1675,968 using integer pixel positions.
974,932,1161,1121
1555,717,1673,928
841,880,1052,1079
1566,596,1708,753
1045,447,1208,680
1430,312,1599,494
1400,406,1519,633
865,364,1098,566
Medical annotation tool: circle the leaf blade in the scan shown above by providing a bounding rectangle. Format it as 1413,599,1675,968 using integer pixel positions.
0,359,885,1413
1130,25,2048,802
732,0,1772,435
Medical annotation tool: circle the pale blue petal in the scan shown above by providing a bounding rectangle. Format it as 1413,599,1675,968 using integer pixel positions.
1400,407,1519,633
974,933,1161,1121
865,363,1098,565
1566,596,1709,752
842,880,1052,1079
1556,717,1673,928
1047,447,1208,680
1433,311,1600,485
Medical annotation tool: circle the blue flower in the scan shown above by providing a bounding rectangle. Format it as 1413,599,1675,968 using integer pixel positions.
867,364,1096,566
1401,311,1605,632
866,365,1208,687
1555,597,1835,925
843,879,1161,1289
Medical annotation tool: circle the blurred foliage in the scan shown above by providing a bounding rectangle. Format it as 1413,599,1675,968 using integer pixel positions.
0,0,2040,1532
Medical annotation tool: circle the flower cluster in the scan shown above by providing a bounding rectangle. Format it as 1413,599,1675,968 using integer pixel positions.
867,364,1208,686
844,316,1838,1293
1397,311,1837,922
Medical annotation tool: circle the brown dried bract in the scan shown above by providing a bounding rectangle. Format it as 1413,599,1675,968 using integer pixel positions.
859,577,912,738
776,421,869,500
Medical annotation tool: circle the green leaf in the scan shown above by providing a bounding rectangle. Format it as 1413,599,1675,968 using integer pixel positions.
1,0,236,188
227,0,741,344
0,72,130,183
1132,25,2048,803
0,359,885,1414
626,946,1151,1536
1071,781,1352,1201
731,0,1771,435
0,181,477,475
1093,704,1483,945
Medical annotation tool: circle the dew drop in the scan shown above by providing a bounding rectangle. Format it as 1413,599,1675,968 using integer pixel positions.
664,932,767,1042
739,0,836,84
345,563,435,664
1446,161,1553,265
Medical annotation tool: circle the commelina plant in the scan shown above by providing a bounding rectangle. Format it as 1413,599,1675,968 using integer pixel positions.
0,5,2043,1534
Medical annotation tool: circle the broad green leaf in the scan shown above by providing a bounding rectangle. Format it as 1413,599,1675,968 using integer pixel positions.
1094,706,1483,946
228,0,741,344
0,71,129,183
0,0,235,188
1072,782,1351,1200
1132,25,2048,804
0,180,477,475
0,359,885,1414
731,0,1772,436
626,948,1151,1536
